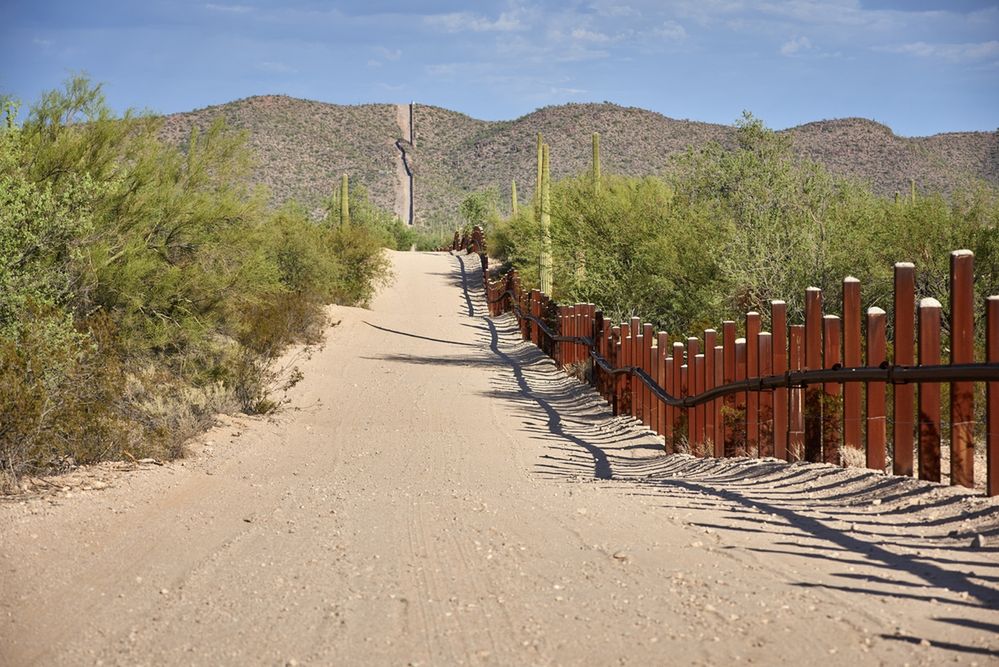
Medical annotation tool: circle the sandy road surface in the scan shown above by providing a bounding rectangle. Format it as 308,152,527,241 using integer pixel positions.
2,251,998,666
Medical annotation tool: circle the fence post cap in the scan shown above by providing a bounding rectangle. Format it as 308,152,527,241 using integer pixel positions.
844,276,860,283
867,306,887,315
920,297,942,308
951,248,974,257
895,261,915,269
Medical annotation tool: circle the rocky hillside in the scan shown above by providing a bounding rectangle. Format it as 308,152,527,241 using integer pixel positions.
160,96,999,224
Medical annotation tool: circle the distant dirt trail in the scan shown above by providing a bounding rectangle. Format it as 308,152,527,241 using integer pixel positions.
2,251,998,666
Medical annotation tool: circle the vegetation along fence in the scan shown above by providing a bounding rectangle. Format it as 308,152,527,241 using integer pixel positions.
460,235,999,496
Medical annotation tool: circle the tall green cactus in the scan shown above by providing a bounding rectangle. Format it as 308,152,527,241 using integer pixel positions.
535,132,543,207
592,132,601,194
340,173,350,226
539,142,553,295
511,179,518,217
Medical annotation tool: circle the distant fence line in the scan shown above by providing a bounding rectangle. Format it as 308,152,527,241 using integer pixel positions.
453,229,999,496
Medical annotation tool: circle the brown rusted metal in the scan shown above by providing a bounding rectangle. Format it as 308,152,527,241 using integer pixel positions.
823,315,842,465
804,287,823,463
634,323,644,421
988,296,999,497
643,323,654,427
694,354,706,454
788,324,805,461
673,341,685,444
713,346,724,457
592,309,604,390
734,338,747,456
866,307,887,471
722,321,736,457
630,317,642,420
771,301,788,461
687,336,701,449
619,323,631,417
557,305,567,367
530,289,541,347
894,262,916,476
680,362,689,448
665,355,675,452
759,332,774,457
611,326,622,414
704,329,717,454
950,250,975,488
602,323,613,401
843,277,862,455
657,332,668,439
918,297,942,483
746,312,761,456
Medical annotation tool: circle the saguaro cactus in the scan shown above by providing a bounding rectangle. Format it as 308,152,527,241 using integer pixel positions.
340,173,350,226
535,132,544,206
539,142,553,295
511,179,518,217
592,132,601,194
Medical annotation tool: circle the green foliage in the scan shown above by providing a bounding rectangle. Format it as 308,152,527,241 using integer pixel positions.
459,190,498,228
0,77,394,486
326,182,415,250
340,173,350,226
539,143,553,295
493,112,999,339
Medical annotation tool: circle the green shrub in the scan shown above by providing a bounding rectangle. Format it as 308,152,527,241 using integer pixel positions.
0,77,394,487
494,112,998,338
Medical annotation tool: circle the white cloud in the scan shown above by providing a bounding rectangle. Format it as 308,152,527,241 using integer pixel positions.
589,1,636,17
374,46,402,61
204,3,252,13
425,11,524,33
571,28,611,43
876,40,999,62
653,20,688,41
33,37,53,48
780,35,812,56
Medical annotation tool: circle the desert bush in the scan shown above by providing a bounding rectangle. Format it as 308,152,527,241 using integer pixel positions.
0,77,394,486
493,113,999,339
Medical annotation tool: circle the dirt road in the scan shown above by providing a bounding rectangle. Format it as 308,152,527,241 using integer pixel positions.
2,251,998,666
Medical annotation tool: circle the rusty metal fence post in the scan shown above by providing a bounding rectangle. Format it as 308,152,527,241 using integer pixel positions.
894,263,916,476
771,301,788,461
950,250,975,487
866,307,887,471
918,298,942,482
988,296,999,497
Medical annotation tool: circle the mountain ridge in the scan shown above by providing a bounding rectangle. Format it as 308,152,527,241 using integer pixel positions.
159,95,999,224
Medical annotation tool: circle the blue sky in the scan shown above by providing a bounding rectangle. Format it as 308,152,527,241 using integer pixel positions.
3,1,998,136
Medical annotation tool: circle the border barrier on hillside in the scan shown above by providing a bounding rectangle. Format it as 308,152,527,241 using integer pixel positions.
453,229,999,496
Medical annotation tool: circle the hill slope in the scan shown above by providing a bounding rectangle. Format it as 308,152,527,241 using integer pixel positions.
160,97,999,224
